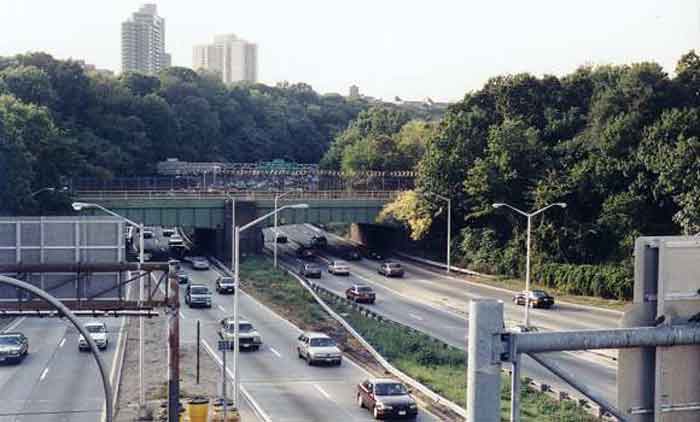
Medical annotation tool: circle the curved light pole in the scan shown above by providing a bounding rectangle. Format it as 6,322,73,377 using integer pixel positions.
273,190,301,268
29,186,69,198
492,202,566,327
72,202,147,412
232,203,308,409
422,192,451,273
0,275,113,422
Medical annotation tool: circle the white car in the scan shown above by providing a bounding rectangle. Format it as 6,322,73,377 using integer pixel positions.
79,321,109,351
191,257,210,270
297,332,342,366
219,319,262,350
168,235,184,248
327,260,350,276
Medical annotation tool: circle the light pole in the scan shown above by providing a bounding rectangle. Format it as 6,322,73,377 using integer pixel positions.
492,202,566,327
232,203,308,409
72,202,147,414
423,192,451,273
30,186,69,198
273,190,301,268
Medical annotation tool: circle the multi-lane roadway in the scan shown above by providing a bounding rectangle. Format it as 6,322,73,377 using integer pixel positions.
0,316,125,422
177,262,438,421
271,223,619,402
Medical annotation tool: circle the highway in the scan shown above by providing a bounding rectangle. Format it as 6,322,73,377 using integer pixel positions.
177,264,439,422
271,224,619,402
0,316,125,422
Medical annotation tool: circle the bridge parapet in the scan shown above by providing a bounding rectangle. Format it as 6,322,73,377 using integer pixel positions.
75,190,401,202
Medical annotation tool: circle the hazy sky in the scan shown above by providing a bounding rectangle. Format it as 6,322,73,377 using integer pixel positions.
2,1,699,101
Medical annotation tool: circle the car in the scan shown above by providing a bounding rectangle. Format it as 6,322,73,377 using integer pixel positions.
296,332,342,366
218,318,262,351
310,235,327,249
344,249,362,261
79,321,109,351
142,229,154,239
357,378,418,420
176,270,189,284
299,263,322,278
216,276,236,294
367,249,385,261
346,285,376,304
513,290,555,309
162,228,176,238
191,257,210,270
327,260,350,276
378,262,404,277
185,284,212,308
275,232,288,243
296,246,315,260
0,333,28,364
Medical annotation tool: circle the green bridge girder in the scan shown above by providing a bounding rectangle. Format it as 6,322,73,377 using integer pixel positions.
90,198,389,229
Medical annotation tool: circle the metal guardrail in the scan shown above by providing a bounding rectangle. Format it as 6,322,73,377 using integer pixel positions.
74,190,402,201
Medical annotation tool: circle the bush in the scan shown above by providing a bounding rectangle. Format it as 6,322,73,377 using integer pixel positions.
536,262,632,300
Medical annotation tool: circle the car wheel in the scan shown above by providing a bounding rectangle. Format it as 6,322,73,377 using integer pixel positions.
357,394,364,408
373,405,381,420
297,348,303,359
370,299,375,305
307,357,314,366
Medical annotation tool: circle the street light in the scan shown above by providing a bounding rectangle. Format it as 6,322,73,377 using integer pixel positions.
422,192,451,273
72,201,148,415
30,186,69,198
231,203,308,409
492,202,566,327
273,190,302,268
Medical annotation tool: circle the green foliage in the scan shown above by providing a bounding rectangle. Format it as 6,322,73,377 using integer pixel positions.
536,263,632,300
0,53,370,215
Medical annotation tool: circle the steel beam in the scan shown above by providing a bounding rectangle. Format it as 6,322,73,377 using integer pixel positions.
467,300,503,422
0,262,170,272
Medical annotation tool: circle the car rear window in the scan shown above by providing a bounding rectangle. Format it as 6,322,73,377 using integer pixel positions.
375,383,408,396
86,325,106,333
387,263,401,268
532,291,547,297
0,336,20,345
191,286,209,294
220,278,234,283
357,286,373,292
310,337,336,347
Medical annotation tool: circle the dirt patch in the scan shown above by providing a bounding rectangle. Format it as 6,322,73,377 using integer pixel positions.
115,316,226,421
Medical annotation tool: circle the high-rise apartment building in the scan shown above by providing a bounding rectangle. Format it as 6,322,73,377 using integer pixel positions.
193,34,258,84
121,4,169,75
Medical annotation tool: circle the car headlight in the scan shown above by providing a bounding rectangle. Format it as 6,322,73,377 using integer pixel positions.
9,350,20,356
409,404,417,409
377,403,392,410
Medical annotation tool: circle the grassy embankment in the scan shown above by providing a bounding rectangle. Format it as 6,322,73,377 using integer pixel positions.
239,255,597,422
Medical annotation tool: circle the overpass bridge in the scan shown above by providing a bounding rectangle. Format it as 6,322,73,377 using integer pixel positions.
74,190,402,256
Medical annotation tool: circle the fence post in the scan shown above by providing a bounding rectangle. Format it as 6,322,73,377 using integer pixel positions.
467,299,504,422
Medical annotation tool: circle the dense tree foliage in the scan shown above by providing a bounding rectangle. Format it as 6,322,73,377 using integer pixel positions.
0,53,369,215
380,52,700,299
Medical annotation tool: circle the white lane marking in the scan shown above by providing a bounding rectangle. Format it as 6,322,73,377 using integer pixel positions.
102,316,128,422
179,311,187,320
201,340,272,422
314,384,332,400
218,305,227,313
40,367,49,381
2,317,26,333
59,338,66,348
268,347,281,358
408,313,423,321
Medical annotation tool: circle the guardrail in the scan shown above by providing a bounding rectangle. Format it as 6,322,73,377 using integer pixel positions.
74,190,402,202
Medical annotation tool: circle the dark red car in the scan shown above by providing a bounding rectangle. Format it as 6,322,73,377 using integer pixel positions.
345,284,376,304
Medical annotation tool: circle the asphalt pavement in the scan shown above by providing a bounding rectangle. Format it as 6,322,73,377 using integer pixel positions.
271,224,619,403
178,265,439,422
0,316,125,422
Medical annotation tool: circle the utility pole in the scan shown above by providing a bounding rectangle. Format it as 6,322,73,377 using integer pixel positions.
167,260,180,422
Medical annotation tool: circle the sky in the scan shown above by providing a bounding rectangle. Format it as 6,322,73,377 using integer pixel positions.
1,1,699,102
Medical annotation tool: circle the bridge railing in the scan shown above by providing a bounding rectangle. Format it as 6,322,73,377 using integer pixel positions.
74,190,403,202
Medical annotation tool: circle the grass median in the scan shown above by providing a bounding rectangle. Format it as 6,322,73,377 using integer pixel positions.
239,254,597,422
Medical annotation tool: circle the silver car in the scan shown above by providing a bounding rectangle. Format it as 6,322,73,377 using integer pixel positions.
297,332,342,366
327,260,350,276
191,257,210,270
219,319,262,351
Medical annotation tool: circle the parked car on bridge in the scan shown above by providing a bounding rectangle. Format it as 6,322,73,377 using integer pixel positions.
357,378,418,420
327,260,350,276
345,285,376,304
0,333,28,364
185,284,212,308
378,262,404,278
219,319,262,351
79,321,109,351
216,276,236,294
310,235,327,249
299,263,322,278
513,290,555,309
296,332,342,366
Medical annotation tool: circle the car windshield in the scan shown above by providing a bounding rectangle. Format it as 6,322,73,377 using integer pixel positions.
310,337,336,347
191,286,209,294
143,232,153,239
375,383,408,396
220,278,234,284
531,291,547,297
306,265,319,270
0,336,20,345
333,261,347,266
357,286,373,293
224,322,254,332
386,263,401,268
86,325,106,333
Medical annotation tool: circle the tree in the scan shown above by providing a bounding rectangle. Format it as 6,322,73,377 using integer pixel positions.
0,65,55,106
